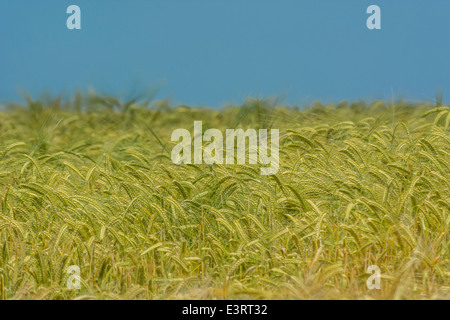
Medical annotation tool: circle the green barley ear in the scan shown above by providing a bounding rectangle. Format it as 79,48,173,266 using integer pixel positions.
0,274,6,300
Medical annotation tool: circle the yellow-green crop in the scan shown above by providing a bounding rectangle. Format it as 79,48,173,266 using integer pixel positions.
0,95,448,299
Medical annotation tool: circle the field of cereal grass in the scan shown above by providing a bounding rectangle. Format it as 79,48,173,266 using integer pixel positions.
0,94,449,299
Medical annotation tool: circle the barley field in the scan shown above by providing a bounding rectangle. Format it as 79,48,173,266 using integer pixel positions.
0,95,448,300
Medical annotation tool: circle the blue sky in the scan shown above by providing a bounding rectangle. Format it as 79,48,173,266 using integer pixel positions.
1,0,450,107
